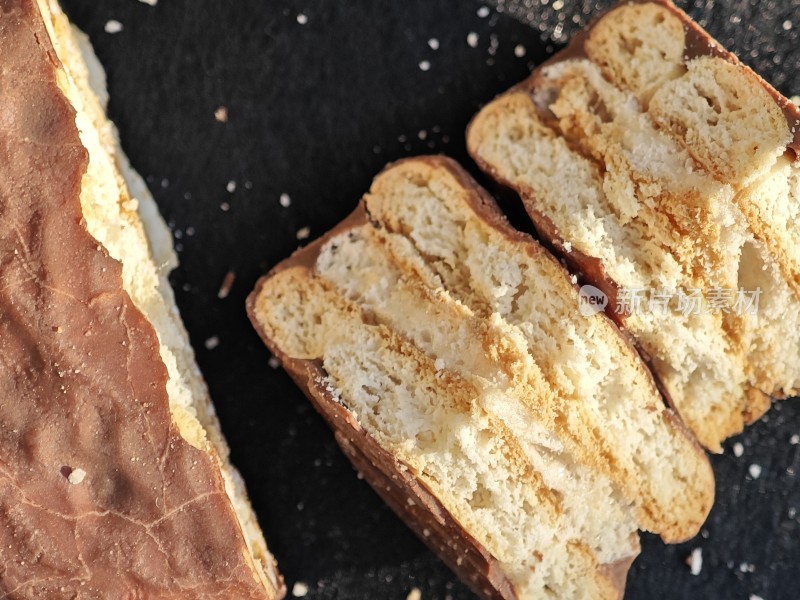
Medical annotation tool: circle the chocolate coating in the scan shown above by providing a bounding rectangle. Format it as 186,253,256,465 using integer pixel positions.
0,1,273,597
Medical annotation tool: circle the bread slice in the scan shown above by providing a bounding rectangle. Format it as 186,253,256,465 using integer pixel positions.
0,1,283,596
468,0,800,451
248,156,713,599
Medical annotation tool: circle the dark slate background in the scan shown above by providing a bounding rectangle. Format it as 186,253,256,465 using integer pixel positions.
58,0,800,598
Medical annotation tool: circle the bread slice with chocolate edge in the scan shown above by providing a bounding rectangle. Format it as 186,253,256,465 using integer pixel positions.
0,1,283,597
468,0,800,451
248,156,713,600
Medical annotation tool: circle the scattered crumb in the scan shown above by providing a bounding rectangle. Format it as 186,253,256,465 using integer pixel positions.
418,129,427,140
220,202,231,212
419,60,431,72
467,32,479,48
291,582,309,597
407,588,422,600
204,336,220,350
217,271,236,299
434,358,446,371
749,464,762,479
185,226,195,236
104,20,123,34
226,180,237,193
739,562,755,573
552,0,564,9
791,434,799,445
687,547,703,576
477,6,490,18
161,178,169,188
783,20,793,31
280,193,292,207
428,38,439,50
214,106,228,122
570,274,578,284
514,44,526,58
296,13,308,25
750,595,764,600
296,226,311,240
137,0,158,5
68,468,86,485
733,442,744,457
562,241,572,253
268,356,280,369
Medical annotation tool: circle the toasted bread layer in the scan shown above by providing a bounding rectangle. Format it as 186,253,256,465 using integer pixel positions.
468,0,800,451
249,156,713,599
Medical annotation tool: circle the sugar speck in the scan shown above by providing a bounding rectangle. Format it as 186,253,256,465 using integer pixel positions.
477,6,490,17
280,193,292,207
220,202,231,212
783,20,792,31
733,442,744,457
749,464,762,479
467,32,479,48
296,226,311,240
68,468,87,485
204,336,220,350
687,547,702,576
137,0,158,5
268,356,280,369
750,595,764,600
104,20,123,34
428,38,439,50
419,60,431,72
791,434,799,445
514,44,527,58
292,582,309,597
226,180,237,193
296,13,308,24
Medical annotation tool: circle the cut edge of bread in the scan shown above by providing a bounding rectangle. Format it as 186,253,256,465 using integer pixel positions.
36,1,284,595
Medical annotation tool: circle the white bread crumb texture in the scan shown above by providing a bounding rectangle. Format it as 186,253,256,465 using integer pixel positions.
468,1,800,450
253,158,714,598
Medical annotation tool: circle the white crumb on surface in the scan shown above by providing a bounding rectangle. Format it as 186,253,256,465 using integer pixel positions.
68,468,86,485
280,193,292,207
688,547,702,576
783,20,793,30
419,60,431,71
268,356,280,369
750,595,764,600
104,20,123,34
477,5,490,17
214,106,228,122
791,434,799,445
733,442,744,457
226,180,237,193
137,0,158,5
514,44,526,57
563,241,572,252
552,0,565,9
428,38,439,50
220,202,231,212
296,226,311,240
570,274,578,284
467,32,479,47
418,129,427,140
749,464,762,479
407,588,422,600
291,582,309,597
296,13,308,24
434,358,446,371
740,562,755,573
204,336,220,350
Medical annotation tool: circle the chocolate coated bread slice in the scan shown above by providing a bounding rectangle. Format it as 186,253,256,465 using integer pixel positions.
248,156,713,599
468,0,800,451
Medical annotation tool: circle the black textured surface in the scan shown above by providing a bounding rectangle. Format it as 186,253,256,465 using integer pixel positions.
57,1,800,598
